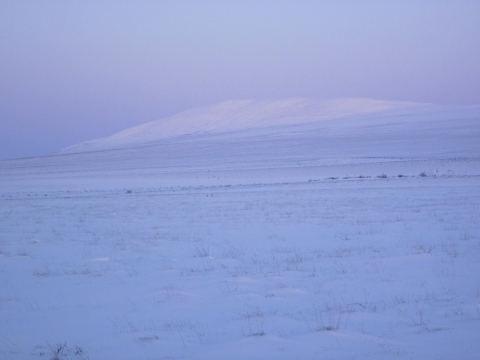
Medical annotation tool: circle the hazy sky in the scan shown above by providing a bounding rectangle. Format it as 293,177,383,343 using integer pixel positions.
1,1,479,160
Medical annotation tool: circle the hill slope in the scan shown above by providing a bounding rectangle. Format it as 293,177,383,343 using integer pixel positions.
61,98,426,153
0,98,479,192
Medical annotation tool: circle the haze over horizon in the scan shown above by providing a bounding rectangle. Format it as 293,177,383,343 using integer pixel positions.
1,1,479,160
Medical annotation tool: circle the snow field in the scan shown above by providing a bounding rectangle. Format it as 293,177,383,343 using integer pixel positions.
1,98,479,358
1,175,479,359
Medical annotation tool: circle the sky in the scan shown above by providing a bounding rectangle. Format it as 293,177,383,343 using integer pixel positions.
1,1,479,160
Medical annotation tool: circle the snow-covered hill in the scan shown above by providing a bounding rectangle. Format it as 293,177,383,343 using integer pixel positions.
61,98,430,153
0,98,478,192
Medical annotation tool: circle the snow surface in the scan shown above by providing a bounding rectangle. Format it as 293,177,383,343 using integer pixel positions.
60,98,433,153
1,98,480,359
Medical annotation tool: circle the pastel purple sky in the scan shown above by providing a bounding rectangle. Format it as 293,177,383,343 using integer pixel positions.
1,1,479,160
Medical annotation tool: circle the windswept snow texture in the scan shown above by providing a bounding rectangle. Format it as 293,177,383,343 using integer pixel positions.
1,99,480,359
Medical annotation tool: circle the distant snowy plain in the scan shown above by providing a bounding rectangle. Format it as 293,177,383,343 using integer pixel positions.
1,99,479,359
